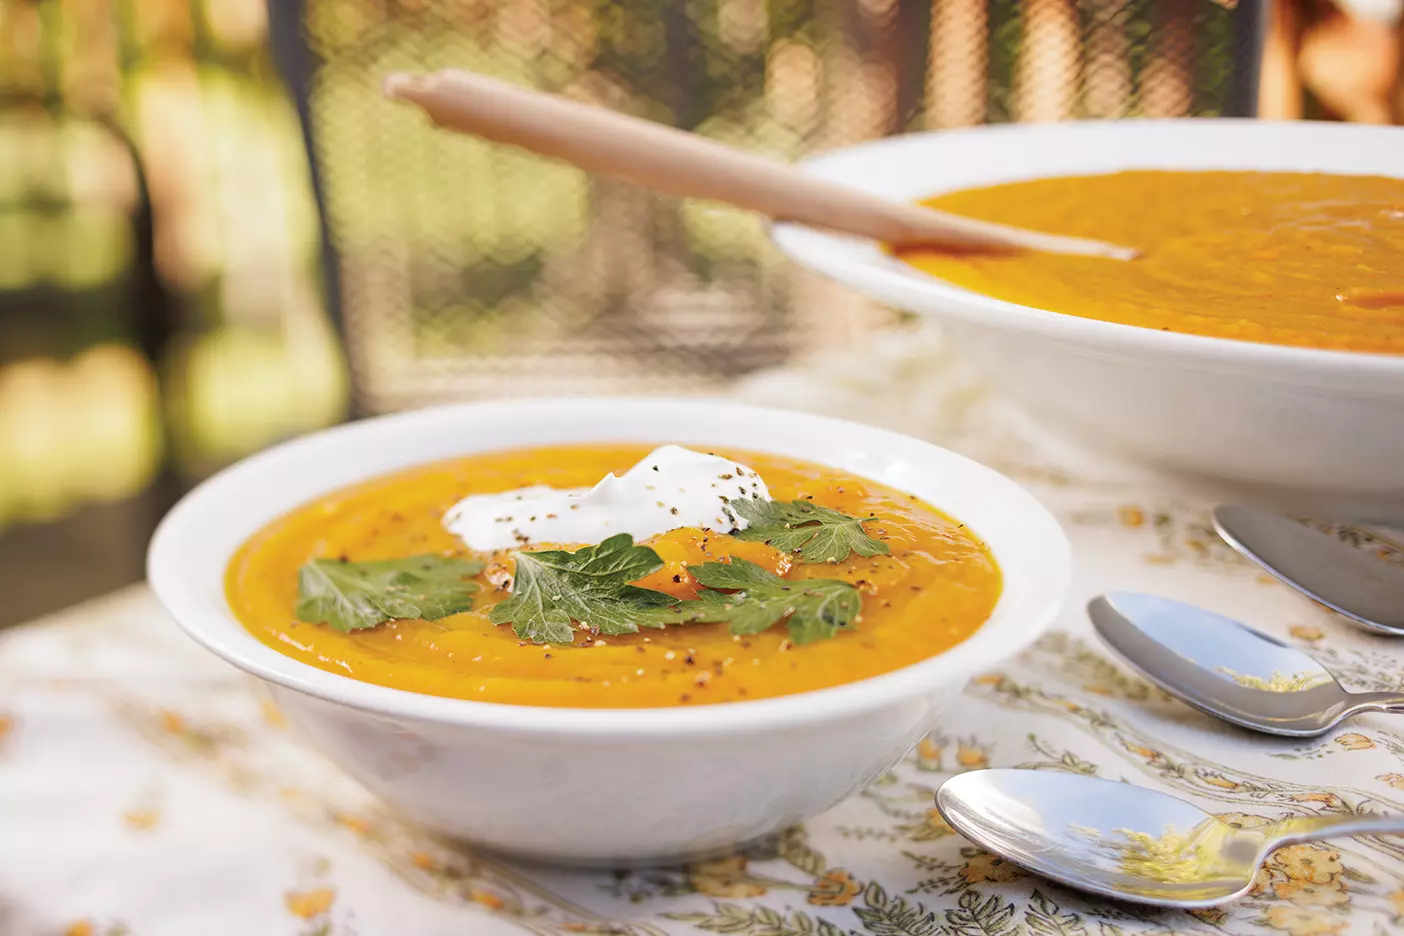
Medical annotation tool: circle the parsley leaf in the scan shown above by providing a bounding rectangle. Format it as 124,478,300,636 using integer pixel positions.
296,555,485,633
731,498,890,563
487,534,868,646
489,534,689,644
687,558,861,644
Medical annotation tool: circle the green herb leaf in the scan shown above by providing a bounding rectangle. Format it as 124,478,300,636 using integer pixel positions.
731,498,890,563
489,533,689,644
687,558,860,644
296,555,485,633
487,534,866,646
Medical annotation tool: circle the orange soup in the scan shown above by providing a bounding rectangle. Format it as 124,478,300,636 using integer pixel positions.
896,170,1404,354
226,444,1001,708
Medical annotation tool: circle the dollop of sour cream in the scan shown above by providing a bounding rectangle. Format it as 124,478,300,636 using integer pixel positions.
443,445,771,552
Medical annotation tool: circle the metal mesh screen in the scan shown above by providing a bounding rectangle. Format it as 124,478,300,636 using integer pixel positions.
270,0,1261,415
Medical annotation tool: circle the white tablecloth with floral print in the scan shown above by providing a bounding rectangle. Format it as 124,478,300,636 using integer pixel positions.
4,323,1404,936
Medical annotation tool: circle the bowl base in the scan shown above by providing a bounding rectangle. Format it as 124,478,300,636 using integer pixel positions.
449,832,776,871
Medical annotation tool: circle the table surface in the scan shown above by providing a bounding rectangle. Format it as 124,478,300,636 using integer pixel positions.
4,325,1404,936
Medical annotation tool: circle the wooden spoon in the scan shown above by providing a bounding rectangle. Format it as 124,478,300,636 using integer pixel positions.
382,70,1136,261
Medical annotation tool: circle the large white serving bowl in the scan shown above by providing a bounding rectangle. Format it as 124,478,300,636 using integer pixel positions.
148,398,1068,866
771,119,1404,521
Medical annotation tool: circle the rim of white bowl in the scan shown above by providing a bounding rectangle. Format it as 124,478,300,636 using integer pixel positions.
772,118,1404,379
148,397,1070,737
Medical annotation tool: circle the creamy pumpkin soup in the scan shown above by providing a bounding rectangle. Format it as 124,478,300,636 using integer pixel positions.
896,170,1404,354
226,444,1001,708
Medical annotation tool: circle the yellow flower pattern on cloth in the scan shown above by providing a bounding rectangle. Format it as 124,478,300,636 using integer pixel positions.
903,806,957,842
806,869,862,906
121,808,160,832
687,855,769,899
64,923,130,936
1260,905,1348,936
1201,771,1242,791
1335,733,1376,751
1252,845,1350,908
912,735,945,771
954,738,991,771
285,888,336,919
958,852,1023,886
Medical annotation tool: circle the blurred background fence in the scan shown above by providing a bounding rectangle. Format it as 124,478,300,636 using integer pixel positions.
1,0,1397,624
267,0,1257,412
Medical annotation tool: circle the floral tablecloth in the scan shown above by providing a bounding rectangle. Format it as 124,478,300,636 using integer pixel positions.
4,324,1404,936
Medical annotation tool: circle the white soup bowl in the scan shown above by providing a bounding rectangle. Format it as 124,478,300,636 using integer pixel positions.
148,398,1068,866
771,119,1404,521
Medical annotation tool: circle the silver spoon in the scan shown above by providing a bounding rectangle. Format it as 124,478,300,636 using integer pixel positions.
1213,504,1404,636
1088,591,1404,737
936,769,1404,908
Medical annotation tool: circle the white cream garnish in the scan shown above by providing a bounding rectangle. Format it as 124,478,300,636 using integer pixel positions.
443,445,771,552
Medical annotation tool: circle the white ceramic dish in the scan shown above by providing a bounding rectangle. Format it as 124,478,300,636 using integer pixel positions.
771,119,1404,522
148,398,1069,866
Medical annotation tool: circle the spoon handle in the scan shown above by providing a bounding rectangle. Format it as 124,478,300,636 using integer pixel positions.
381,69,1135,260
1269,812,1404,848
1348,691,1404,716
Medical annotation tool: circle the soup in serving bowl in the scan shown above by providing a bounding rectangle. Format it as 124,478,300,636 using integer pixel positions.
149,398,1068,865
898,169,1404,355
771,120,1404,521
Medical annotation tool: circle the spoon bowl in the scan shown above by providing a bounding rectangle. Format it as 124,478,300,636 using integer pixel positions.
1213,504,1404,637
1088,591,1404,737
937,769,1404,908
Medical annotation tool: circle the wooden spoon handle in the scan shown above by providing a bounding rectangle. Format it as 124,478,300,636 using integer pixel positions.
383,69,1134,260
